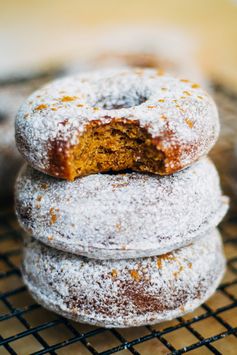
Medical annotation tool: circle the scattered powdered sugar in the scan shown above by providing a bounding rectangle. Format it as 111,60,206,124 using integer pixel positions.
22,229,225,328
15,68,219,175
15,158,229,259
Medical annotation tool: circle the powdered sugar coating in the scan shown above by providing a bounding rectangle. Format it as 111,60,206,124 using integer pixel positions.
22,229,225,328
15,68,219,177
15,158,229,259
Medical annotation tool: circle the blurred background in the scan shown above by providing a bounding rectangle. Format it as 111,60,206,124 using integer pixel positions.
1,0,237,88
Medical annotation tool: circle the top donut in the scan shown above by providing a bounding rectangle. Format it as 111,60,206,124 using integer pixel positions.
15,68,219,180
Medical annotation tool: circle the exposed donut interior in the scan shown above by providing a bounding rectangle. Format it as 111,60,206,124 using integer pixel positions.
61,121,165,180
49,83,167,180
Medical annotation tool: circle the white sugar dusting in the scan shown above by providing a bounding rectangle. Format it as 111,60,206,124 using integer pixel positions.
15,68,219,174
22,229,225,328
15,158,229,259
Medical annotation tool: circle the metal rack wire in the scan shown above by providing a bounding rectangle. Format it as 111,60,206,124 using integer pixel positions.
0,85,237,354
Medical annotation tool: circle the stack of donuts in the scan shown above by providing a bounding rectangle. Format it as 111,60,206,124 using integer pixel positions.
15,68,229,328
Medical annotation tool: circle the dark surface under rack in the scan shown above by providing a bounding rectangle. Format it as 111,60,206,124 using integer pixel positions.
0,84,237,354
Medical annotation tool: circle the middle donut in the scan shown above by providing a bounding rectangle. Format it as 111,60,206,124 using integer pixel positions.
15,158,228,259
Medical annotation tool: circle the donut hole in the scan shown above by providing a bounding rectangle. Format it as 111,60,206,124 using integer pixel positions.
89,81,150,110
92,93,148,110
55,121,166,180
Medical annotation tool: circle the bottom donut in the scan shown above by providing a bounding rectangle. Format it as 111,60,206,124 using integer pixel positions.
22,229,225,328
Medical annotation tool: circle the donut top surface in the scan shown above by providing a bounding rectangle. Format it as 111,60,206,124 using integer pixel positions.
16,68,219,178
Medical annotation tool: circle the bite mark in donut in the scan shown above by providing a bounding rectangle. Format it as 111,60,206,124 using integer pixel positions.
48,119,167,180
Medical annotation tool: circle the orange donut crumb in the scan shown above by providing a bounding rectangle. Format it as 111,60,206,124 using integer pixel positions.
35,104,48,111
129,269,141,281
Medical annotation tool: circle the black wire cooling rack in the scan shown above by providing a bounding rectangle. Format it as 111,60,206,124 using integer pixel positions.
0,84,237,354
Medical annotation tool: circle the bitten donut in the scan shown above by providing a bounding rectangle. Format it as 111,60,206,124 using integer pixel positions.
22,229,225,328
16,68,219,180
15,158,229,259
